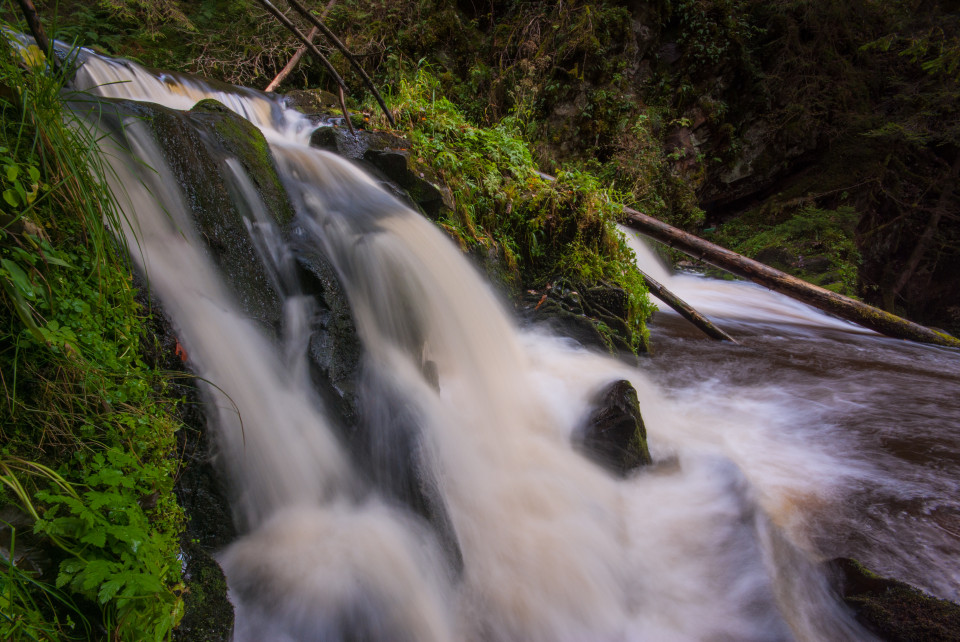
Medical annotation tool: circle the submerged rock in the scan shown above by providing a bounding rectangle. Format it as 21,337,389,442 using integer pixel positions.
0,506,58,583
363,147,454,220
307,124,454,219
290,246,364,425
834,558,960,641
282,88,341,114
576,379,652,475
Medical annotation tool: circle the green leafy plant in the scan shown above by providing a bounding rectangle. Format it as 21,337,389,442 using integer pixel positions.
0,12,186,640
366,66,654,350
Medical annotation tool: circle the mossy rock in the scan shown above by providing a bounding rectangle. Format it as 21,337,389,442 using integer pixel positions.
521,279,639,355
834,558,960,641
282,88,341,114
105,98,296,328
175,541,233,642
576,379,652,475
189,99,295,226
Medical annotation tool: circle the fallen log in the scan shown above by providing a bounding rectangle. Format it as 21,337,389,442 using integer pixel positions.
638,268,738,344
621,206,960,348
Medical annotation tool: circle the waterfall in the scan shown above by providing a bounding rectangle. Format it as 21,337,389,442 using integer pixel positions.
65,46,960,641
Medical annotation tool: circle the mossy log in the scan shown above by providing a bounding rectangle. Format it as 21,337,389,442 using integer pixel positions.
622,207,960,348
639,268,738,343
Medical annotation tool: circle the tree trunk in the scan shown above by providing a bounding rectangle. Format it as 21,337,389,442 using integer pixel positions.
638,269,738,343
621,206,960,348
890,154,960,302
16,0,58,72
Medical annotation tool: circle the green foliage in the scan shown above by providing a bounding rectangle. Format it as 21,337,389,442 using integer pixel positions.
708,205,862,295
372,66,654,350
36,0,293,86
0,19,185,641
865,26,960,82
668,0,759,68
598,112,705,230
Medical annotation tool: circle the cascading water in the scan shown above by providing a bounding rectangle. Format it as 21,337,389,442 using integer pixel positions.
61,45,959,640
621,229,960,600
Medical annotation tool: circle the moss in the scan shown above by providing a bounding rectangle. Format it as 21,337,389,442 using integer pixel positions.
706,204,862,296
174,541,233,642
191,99,295,225
836,558,960,641
366,69,655,352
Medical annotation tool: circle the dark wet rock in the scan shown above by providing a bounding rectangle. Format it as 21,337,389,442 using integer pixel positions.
469,242,522,299
521,279,639,355
0,506,59,582
282,88,341,114
363,148,454,220
306,125,453,219
307,126,402,160
135,280,235,641
175,541,233,642
576,379,652,475
833,558,960,641
309,125,339,151
290,246,363,425
103,98,295,328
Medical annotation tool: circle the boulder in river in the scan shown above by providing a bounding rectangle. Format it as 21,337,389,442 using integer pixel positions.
576,379,652,475
833,557,960,641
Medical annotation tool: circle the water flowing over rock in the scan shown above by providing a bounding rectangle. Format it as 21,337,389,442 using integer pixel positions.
60,45,960,641
578,379,652,475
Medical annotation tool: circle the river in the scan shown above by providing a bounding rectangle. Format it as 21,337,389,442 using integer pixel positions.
61,45,960,641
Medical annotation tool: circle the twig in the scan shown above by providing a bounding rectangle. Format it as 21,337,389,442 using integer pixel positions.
338,85,355,135
283,0,395,127
255,0,350,95
264,25,319,92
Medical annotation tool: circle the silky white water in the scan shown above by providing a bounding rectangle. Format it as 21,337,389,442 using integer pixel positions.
68,48,960,640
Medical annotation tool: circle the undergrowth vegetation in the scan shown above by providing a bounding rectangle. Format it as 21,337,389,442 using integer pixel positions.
0,23,184,641
707,205,862,295
369,67,655,351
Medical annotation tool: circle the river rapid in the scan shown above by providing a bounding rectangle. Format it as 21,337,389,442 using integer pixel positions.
60,44,960,641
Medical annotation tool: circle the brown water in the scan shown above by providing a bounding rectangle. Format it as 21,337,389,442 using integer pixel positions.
62,43,960,640
625,229,960,602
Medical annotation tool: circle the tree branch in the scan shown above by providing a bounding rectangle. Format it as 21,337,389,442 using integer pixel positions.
283,0,395,127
